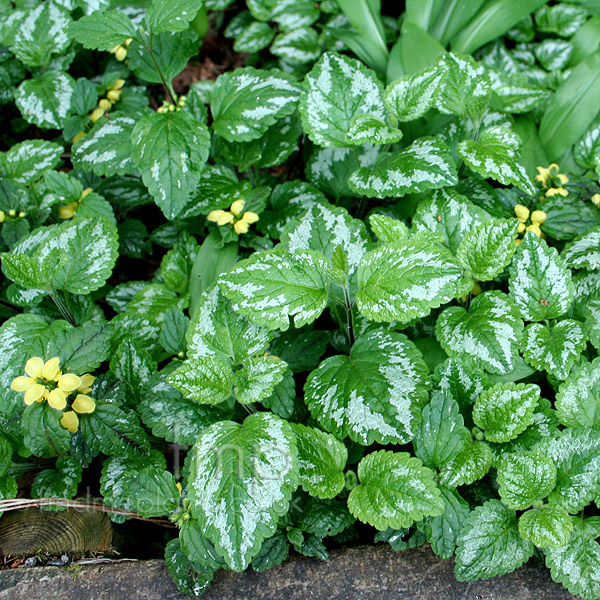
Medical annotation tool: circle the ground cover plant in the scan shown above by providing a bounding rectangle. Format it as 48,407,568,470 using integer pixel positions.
2,0,600,597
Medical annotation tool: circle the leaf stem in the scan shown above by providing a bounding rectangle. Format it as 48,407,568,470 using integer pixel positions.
50,289,77,326
143,32,179,105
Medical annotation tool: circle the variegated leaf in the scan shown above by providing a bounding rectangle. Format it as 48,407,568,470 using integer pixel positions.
0,140,62,184
562,227,600,270
556,358,600,429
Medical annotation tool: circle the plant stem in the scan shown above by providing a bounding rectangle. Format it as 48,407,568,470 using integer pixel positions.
50,290,77,326
144,32,178,105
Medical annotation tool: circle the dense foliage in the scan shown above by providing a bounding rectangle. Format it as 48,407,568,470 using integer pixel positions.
2,0,600,597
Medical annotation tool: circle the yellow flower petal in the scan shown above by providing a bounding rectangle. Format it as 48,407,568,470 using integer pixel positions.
558,174,569,185
517,222,526,234
90,107,105,123
471,282,482,296
25,357,44,378
72,131,86,144
109,44,121,54
78,374,96,392
59,202,78,219
47,389,67,411
217,212,234,226
57,373,82,393
230,199,245,217
241,211,259,224
207,209,225,222
234,220,249,235
514,204,530,222
592,194,600,206
546,187,568,198
61,411,79,433
11,376,36,392
107,89,121,103
98,98,112,111
514,239,522,246
80,188,93,200
72,394,96,414
24,384,46,405
42,357,61,381
115,46,127,61
530,210,547,225
526,224,542,237
111,78,126,90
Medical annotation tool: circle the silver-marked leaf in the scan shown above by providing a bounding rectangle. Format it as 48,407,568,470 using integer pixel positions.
218,248,331,332
436,291,524,375
234,355,288,405
280,203,369,275
349,137,457,199
473,382,540,443
385,65,445,122
299,52,385,148
509,232,574,321
522,320,586,380
546,517,600,598
131,111,210,219
535,39,573,71
15,72,74,130
438,440,492,487
72,114,137,177
537,428,600,514
0,140,62,185
369,214,409,244
455,500,534,581
346,115,403,146
167,357,234,405
562,227,600,270
270,27,320,64
304,330,430,446
574,117,600,169
211,67,301,142
146,0,204,33
556,358,600,429
188,412,298,571
519,504,573,549
187,286,273,364
496,450,556,510
232,20,275,53
458,126,535,194
291,422,347,499
457,218,518,281
412,189,489,254
10,3,70,68
584,299,600,351
535,4,588,37
68,10,136,51
356,236,463,323
348,450,444,531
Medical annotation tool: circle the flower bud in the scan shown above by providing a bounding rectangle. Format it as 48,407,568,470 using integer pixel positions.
90,107,105,123
98,98,112,111
115,46,127,61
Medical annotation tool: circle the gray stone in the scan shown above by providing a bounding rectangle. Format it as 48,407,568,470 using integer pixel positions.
0,544,579,600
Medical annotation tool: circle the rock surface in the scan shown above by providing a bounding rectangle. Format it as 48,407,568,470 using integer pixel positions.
0,544,579,599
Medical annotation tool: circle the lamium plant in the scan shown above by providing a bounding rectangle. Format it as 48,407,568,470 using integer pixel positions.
1,0,600,598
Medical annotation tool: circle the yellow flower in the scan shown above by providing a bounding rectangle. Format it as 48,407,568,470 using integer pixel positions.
110,78,126,91
207,209,234,225
545,186,568,198
515,239,522,246
592,194,600,207
78,374,96,395
107,89,122,103
115,46,127,61
517,222,526,234
0,211,5,223
61,411,79,433
526,224,543,237
24,384,47,405
230,199,246,217
233,211,259,235
25,357,44,378
47,389,67,411
8,209,15,217
514,204,530,222
59,202,78,219
41,357,61,380
98,98,112,111
72,394,95,414
80,188,93,200
531,210,547,225
535,164,569,198
90,107,105,123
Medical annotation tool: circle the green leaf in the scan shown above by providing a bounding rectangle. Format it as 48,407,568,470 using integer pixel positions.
291,423,348,499
180,520,226,573
271,27,320,64
218,248,332,332
188,412,298,571
509,233,574,321
146,0,204,33
304,330,430,445
159,309,189,355
458,126,535,194
455,499,534,581
536,427,600,513
10,3,70,68
80,401,150,459
542,196,600,241
438,440,493,487
436,291,524,375
535,3,588,37
127,468,179,517
296,497,355,537
22,402,71,458
457,218,518,281
15,72,75,130
270,329,330,373
349,137,458,199
280,203,369,275
232,20,275,53
211,67,301,143
534,39,573,71
4,217,118,295
584,299,600,351
348,450,444,531
299,52,385,148
68,10,136,51
356,236,463,324
110,339,156,403
496,450,556,510
562,227,600,270
252,531,289,573
435,53,491,122
473,382,540,443
385,64,445,122
31,457,83,508
131,111,210,219
346,115,403,146
167,357,234,405
369,214,409,245
522,320,586,381
519,504,573,549
51,321,110,374
412,189,489,254
423,486,471,560
556,358,600,429
165,538,215,598
415,390,470,469
546,517,600,598
0,140,62,185
234,355,288,405
574,117,600,169
72,114,137,177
